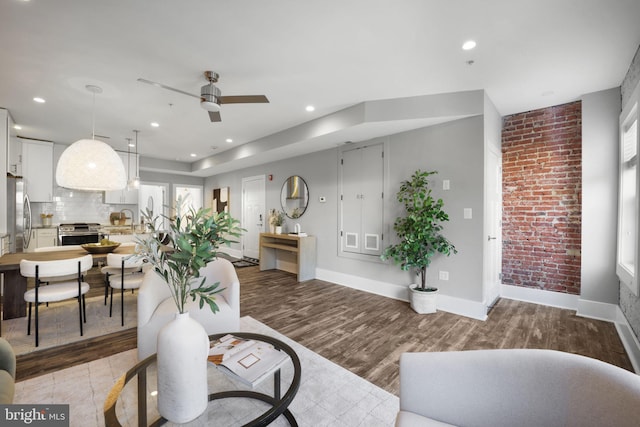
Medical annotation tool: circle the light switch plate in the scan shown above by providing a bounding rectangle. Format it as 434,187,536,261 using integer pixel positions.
464,208,472,219
443,179,450,190
439,271,449,281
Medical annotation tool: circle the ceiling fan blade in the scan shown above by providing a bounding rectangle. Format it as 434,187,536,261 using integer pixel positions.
137,78,200,99
208,111,222,122
219,95,269,104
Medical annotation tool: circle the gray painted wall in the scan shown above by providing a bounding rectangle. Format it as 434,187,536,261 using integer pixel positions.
620,45,640,338
205,115,486,306
580,88,621,304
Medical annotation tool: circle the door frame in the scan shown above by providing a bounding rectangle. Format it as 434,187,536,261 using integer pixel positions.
483,144,502,309
241,175,266,260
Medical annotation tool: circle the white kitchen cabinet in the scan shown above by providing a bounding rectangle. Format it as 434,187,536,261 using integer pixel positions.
105,152,138,204
24,227,58,252
7,114,21,176
22,139,54,202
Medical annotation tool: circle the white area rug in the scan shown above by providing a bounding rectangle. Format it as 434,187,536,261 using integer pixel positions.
3,292,138,355
13,316,399,427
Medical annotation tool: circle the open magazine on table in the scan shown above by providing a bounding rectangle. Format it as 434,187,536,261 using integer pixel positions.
208,334,289,387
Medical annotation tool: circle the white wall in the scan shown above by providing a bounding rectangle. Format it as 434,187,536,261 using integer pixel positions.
580,88,621,305
205,115,487,316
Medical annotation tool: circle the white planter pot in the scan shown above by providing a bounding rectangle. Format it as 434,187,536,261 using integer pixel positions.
275,226,283,234
157,312,209,423
409,284,438,314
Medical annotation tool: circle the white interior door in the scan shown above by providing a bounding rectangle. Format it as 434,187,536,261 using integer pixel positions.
484,146,503,308
242,175,266,260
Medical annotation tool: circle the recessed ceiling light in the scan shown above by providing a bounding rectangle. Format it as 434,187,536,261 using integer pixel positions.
190,153,197,157
13,125,22,130
225,138,233,143
462,40,477,50
33,97,45,103
305,105,315,112
150,122,159,127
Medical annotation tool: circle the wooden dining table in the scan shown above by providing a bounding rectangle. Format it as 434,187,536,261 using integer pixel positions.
0,246,136,320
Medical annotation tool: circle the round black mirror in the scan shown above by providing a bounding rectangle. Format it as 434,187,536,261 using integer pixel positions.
280,175,309,219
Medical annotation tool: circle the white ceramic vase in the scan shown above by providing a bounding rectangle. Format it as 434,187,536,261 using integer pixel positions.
409,284,438,314
157,312,209,423
275,226,283,234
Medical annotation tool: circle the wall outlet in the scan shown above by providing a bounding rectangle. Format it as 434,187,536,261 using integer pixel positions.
439,271,449,281
464,208,473,219
443,179,450,190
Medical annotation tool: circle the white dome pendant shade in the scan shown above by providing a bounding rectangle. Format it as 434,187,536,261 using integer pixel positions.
55,84,127,192
56,139,127,191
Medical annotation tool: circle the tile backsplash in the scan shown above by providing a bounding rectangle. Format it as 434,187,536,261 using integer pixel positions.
31,186,137,226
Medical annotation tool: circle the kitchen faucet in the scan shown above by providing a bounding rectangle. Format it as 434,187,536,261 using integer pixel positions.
120,208,135,232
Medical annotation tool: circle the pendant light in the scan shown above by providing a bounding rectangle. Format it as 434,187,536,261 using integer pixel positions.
125,137,133,189
131,130,140,189
55,85,127,191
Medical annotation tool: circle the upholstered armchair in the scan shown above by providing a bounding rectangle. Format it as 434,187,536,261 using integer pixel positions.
396,349,640,427
0,338,16,404
137,257,240,360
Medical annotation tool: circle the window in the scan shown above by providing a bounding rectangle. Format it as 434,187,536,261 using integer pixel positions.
617,99,639,295
174,185,203,214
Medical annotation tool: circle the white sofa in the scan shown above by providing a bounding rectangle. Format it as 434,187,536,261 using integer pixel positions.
397,349,640,427
137,257,240,360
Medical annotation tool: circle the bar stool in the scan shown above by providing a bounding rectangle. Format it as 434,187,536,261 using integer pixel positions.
106,253,145,326
20,255,93,347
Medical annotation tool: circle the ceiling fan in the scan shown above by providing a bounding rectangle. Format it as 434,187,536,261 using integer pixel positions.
137,71,269,122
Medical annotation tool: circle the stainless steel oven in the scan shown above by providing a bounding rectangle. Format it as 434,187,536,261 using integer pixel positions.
58,223,103,246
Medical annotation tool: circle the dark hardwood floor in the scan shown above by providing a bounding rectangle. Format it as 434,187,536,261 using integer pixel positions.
14,265,634,395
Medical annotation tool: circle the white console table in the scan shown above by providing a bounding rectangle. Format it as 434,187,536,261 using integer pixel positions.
259,233,316,282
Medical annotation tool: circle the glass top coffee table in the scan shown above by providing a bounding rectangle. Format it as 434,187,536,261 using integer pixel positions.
104,332,302,426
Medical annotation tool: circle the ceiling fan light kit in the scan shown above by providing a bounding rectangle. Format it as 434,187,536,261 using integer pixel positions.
56,85,127,191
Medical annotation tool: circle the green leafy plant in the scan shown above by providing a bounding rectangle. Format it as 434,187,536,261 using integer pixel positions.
381,170,457,291
269,209,285,226
137,195,244,314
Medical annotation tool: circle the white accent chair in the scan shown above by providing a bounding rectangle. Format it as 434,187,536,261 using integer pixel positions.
105,253,145,326
396,349,640,427
137,257,240,360
20,255,93,347
101,242,139,304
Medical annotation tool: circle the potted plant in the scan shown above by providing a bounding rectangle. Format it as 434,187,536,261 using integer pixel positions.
270,209,285,234
136,195,243,423
382,170,457,314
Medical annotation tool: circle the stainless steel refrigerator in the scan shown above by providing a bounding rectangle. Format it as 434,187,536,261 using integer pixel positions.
6,174,32,253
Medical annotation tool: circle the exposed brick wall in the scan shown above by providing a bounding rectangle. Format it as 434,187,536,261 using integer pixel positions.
502,102,582,294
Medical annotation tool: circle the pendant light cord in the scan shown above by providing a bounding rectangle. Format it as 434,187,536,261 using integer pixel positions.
91,89,96,140
134,130,139,178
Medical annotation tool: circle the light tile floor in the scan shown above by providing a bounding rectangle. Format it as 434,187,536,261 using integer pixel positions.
14,316,399,426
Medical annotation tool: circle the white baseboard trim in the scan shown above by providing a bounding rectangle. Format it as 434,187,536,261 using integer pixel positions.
500,284,579,310
316,268,487,321
219,247,242,260
576,298,619,322
614,307,640,373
